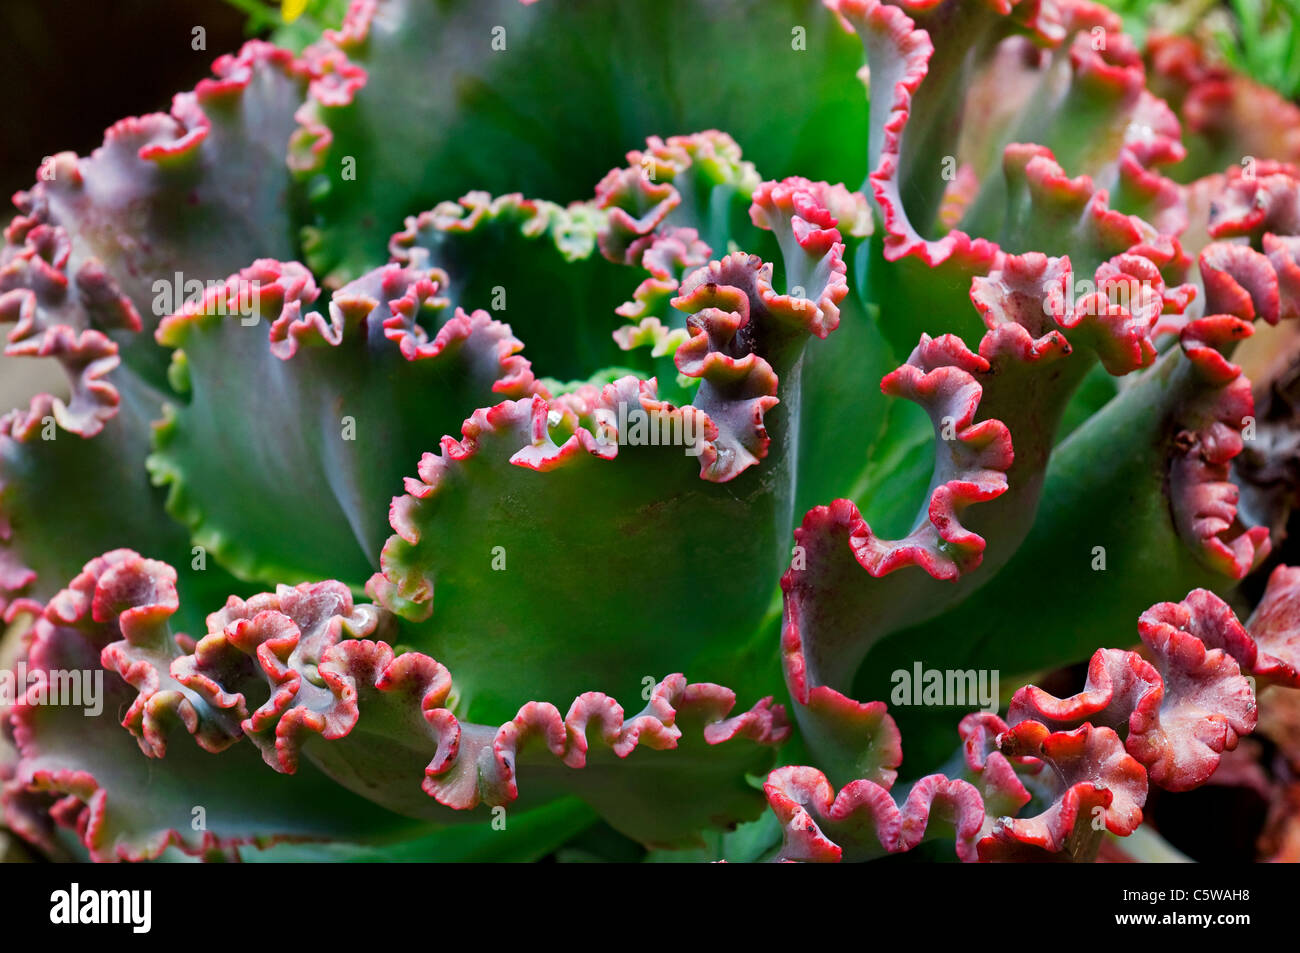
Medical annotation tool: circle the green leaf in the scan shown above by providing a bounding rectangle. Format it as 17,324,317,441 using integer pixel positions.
238,797,598,861
0,372,242,633
293,0,869,284
148,260,537,589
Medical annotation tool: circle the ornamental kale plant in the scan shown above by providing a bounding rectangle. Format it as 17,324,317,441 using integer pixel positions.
5,0,1300,864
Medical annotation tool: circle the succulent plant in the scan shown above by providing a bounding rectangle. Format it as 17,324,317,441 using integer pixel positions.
4,0,1300,863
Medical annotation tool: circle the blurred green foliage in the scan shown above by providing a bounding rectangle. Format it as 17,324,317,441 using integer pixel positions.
223,0,352,51
223,0,1298,98
1105,0,1300,97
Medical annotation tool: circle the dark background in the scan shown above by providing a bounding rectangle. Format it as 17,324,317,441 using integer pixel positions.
0,0,248,201
0,1,251,406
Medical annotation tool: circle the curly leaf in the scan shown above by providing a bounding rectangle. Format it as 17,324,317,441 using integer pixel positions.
148,258,538,588
86,552,790,849
293,0,869,283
